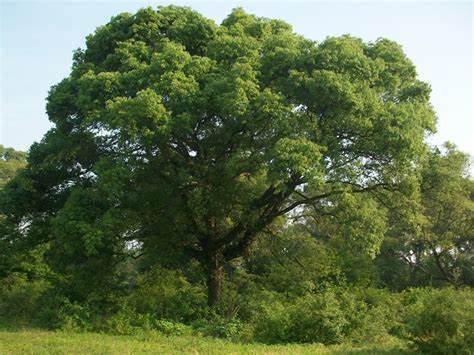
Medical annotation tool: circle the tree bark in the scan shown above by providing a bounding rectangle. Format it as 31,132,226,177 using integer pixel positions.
206,252,224,307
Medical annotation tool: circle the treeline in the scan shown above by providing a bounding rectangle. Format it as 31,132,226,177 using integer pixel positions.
0,6,473,353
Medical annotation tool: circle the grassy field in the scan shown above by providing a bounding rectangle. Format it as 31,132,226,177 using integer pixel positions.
0,329,409,354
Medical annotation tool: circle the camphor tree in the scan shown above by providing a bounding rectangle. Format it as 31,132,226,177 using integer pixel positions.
0,6,435,306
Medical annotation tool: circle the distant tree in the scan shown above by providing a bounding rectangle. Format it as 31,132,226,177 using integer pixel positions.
0,146,35,278
378,143,473,287
0,145,26,188
0,6,435,306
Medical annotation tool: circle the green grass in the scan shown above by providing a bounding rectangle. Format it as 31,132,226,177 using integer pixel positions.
0,329,409,354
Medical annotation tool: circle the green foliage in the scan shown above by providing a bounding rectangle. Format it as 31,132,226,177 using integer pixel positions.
1,263,473,350
253,289,394,345
0,6,472,352
154,319,191,336
378,144,474,289
245,227,344,295
285,292,347,344
0,275,49,327
193,316,250,341
401,288,474,354
54,300,94,332
102,309,191,336
341,288,400,344
0,145,26,189
102,308,141,335
125,267,207,322
0,5,437,306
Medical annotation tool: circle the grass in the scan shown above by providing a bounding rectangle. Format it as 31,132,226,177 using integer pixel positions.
0,329,409,354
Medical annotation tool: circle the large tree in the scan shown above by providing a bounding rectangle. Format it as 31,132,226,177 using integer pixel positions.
1,6,435,306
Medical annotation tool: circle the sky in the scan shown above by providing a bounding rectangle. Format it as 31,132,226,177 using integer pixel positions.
1,1,473,157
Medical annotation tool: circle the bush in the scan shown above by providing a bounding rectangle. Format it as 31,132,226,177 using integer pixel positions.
2,264,472,351
0,274,49,327
0,275,95,332
341,287,400,344
289,292,348,344
54,300,94,332
101,307,192,336
103,310,190,336
102,307,141,335
154,319,191,336
401,288,474,354
254,291,348,344
251,287,403,345
192,315,251,341
126,267,207,322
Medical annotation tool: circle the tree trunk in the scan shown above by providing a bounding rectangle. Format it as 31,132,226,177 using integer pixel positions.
206,252,224,307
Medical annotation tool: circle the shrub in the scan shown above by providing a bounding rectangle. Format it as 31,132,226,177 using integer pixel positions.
252,299,290,343
54,299,94,332
401,288,474,354
154,319,190,336
192,315,250,341
0,274,49,327
251,287,403,345
102,307,192,336
341,287,400,344
102,307,140,335
126,267,207,322
254,291,348,344
288,292,348,344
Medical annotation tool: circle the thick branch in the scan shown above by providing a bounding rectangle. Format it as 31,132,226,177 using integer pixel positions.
274,181,392,218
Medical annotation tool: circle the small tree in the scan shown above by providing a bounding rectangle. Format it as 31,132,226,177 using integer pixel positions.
1,7,435,306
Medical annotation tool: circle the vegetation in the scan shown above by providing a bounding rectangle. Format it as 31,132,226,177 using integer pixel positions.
0,145,26,188
0,6,472,354
0,330,408,354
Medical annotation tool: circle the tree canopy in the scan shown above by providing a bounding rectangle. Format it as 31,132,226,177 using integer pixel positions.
0,6,436,306
378,144,474,288
0,145,26,188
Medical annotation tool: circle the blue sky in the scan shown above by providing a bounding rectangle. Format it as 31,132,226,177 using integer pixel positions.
1,1,472,157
